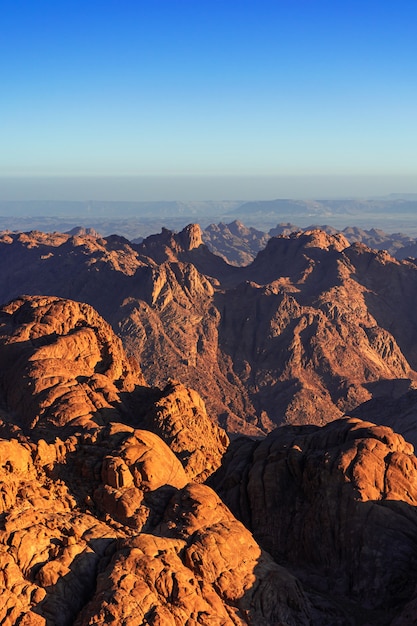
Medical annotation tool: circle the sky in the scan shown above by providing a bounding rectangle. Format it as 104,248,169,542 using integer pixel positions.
1,0,417,199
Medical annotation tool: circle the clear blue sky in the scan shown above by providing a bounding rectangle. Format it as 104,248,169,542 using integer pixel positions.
1,0,417,198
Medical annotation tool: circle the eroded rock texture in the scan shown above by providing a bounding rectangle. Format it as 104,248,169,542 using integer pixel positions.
141,380,229,482
0,296,329,625
0,295,142,435
0,295,417,623
211,417,417,623
76,484,319,626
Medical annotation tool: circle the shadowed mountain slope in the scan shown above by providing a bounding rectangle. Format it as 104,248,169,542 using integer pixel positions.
203,220,270,266
1,226,417,434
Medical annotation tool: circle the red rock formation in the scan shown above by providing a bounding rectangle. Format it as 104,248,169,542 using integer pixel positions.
0,295,328,624
0,295,417,622
1,227,417,434
0,295,142,435
211,417,417,623
141,380,229,482
76,484,320,625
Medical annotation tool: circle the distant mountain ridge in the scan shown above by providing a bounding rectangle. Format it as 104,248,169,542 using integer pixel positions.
235,196,417,217
203,220,417,264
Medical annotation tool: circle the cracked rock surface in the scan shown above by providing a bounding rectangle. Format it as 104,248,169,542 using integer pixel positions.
0,295,331,625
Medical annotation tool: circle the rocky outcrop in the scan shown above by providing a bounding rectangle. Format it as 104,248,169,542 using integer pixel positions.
0,295,334,624
135,223,204,264
210,417,417,623
65,227,100,238
76,483,323,626
0,295,142,436
141,380,229,482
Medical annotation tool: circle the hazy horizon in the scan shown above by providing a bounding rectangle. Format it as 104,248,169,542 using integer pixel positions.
2,174,417,203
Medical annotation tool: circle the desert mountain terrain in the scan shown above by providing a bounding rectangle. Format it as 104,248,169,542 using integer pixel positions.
1,225,417,436
1,225,417,622
0,295,417,623
0,295,312,625
203,220,417,265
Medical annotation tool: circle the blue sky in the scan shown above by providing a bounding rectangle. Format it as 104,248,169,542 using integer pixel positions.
1,0,417,198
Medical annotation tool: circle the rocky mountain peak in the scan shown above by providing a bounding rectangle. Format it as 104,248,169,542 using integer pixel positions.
252,228,350,268
65,226,100,238
300,228,350,251
135,224,203,263
177,223,203,250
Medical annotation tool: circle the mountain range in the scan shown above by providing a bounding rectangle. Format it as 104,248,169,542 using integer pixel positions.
202,220,417,265
1,223,417,622
1,224,417,436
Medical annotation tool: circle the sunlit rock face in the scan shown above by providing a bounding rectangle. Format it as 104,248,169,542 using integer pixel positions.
1,295,417,623
75,483,321,626
211,417,417,622
2,227,417,436
0,295,330,625
0,295,143,433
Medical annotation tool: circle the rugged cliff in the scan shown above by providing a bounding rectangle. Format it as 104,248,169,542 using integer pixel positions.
1,226,417,435
0,296,416,623
0,296,321,625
